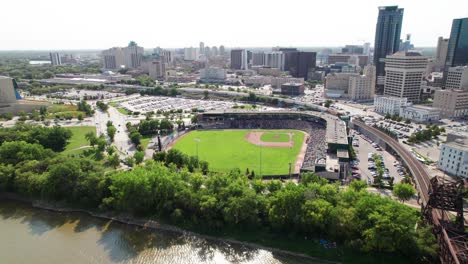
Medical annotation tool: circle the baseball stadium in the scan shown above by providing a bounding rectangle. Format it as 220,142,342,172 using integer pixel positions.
170,110,349,179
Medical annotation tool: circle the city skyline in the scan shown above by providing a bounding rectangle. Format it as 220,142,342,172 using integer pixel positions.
1,0,467,50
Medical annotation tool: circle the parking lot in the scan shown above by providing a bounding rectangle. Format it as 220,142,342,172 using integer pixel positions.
351,130,406,185
119,96,241,113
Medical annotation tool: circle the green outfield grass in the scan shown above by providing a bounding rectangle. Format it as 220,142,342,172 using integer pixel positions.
172,129,305,175
260,132,290,142
62,126,96,154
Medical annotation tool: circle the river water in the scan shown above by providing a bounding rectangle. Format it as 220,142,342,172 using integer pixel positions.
0,200,324,264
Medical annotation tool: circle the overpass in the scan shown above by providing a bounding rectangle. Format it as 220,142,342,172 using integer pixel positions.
352,118,467,264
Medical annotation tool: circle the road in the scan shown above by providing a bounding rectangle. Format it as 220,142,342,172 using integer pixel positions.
352,119,464,263
94,106,135,159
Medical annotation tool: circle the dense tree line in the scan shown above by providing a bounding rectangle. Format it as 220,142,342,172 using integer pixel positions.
96,101,109,112
118,74,155,87
77,100,94,116
0,124,72,151
408,125,445,144
0,126,438,262
0,59,101,81
153,149,209,174
126,122,143,150
138,118,174,136
140,86,180,97
0,145,437,262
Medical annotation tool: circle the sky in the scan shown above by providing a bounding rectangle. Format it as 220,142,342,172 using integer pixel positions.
1,0,467,50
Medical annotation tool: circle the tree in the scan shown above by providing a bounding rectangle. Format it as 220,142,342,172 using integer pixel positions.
85,131,98,146
203,90,209,99
191,115,198,124
393,183,416,202
324,100,333,108
134,151,145,164
77,113,84,122
108,153,120,168
107,125,117,142
350,180,367,191
388,177,395,189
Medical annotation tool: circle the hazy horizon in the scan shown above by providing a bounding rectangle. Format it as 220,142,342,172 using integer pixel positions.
1,0,466,50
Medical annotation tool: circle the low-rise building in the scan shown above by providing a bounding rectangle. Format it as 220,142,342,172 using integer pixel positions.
325,72,359,98
433,89,468,118
271,77,304,89
399,105,440,122
374,96,408,115
281,83,304,96
438,138,468,178
199,67,227,83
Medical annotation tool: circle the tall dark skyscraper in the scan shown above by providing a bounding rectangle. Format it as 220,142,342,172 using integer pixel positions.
287,52,316,80
445,18,468,68
373,6,404,94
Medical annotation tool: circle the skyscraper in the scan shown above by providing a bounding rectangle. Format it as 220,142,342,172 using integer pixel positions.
287,52,316,80
199,42,205,55
102,47,124,69
50,52,62,66
230,49,248,70
445,18,468,68
373,6,404,94
383,51,428,103
435,37,449,71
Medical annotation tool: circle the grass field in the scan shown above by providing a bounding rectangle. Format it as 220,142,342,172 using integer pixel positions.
172,129,304,175
260,132,290,142
141,136,152,150
62,126,96,154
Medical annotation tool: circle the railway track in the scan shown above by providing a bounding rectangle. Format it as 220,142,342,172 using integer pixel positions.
352,119,463,264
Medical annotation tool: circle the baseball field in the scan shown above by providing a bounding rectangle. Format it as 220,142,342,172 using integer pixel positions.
171,129,306,175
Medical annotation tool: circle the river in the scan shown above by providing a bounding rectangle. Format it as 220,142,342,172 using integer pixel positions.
0,200,325,264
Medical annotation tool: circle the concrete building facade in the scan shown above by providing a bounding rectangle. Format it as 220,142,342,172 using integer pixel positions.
148,60,166,80
199,67,227,83
325,73,359,98
49,52,62,66
264,52,285,70
433,89,468,118
184,47,199,61
373,96,408,115
281,83,305,96
399,105,440,122
348,66,375,101
0,76,17,104
434,37,449,71
230,49,249,70
438,138,468,178
445,66,468,90
383,51,428,103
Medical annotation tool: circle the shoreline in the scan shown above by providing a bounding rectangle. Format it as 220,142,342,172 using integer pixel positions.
0,193,338,264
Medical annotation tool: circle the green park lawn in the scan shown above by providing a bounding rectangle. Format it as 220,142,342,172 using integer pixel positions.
62,126,96,154
172,129,304,175
141,136,152,150
260,132,290,142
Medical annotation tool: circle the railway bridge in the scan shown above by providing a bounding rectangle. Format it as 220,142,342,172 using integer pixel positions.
352,119,467,263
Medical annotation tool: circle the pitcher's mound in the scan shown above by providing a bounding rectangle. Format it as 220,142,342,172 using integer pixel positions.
245,132,293,148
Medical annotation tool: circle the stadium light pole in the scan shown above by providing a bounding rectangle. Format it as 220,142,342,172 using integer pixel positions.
194,138,201,164
259,144,261,177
